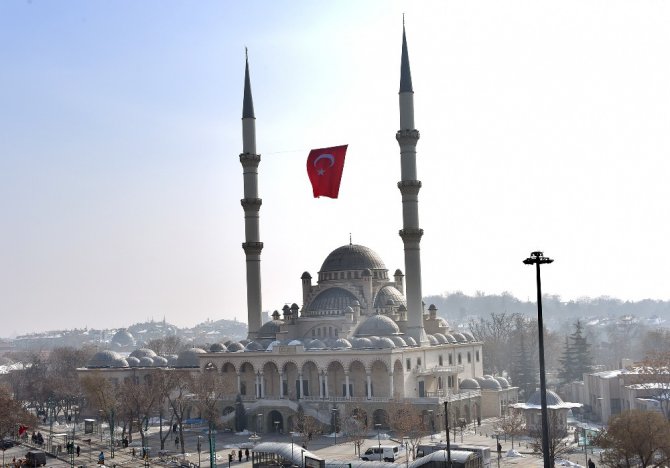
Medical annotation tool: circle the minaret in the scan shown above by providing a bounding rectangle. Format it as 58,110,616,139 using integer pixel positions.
396,25,428,346
240,51,263,339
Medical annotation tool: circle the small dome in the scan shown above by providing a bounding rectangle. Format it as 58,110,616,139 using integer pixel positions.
239,339,250,346
226,342,244,352
495,377,510,389
368,336,382,347
390,336,407,347
462,331,476,342
245,341,265,352
434,333,448,344
427,335,439,345
111,329,135,347
175,348,206,368
320,244,387,272
166,355,178,366
130,348,157,359
87,351,129,369
405,336,417,346
476,377,502,390
373,286,407,309
287,340,303,346
445,334,457,343
352,337,373,349
210,343,227,353
460,378,481,390
153,356,168,367
394,269,403,276
138,357,154,367
127,356,141,367
306,339,326,350
452,333,467,343
301,271,312,279
354,314,401,337
378,337,396,349
266,340,282,352
437,318,449,329
333,338,352,349
526,389,565,406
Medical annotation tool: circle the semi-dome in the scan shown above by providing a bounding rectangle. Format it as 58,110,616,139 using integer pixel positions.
373,286,407,309
354,314,401,337
111,329,135,347
166,355,178,366
87,350,129,369
320,244,387,272
126,356,140,367
460,378,481,390
130,348,157,359
227,342,244,352
307,287,358,314
258,319,283,338
175,348,206,367
138,356,154,367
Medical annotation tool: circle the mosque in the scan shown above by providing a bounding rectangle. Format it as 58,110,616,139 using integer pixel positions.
83,26,518,434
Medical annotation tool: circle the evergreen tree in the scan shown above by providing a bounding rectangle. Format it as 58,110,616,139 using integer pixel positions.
234,394,247,432
509,317,537,399
558,320,593,384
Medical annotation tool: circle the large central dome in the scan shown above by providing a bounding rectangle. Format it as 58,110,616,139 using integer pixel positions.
320,244,387,272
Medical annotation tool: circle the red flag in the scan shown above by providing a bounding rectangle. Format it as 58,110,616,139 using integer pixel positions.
306,145,348,198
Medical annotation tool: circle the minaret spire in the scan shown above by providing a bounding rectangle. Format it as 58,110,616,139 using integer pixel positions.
396,22,428,346
240,50,263,339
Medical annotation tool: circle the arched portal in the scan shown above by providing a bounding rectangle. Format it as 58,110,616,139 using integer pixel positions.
283,362,299,400
327,361,345,397
349,361,367,398
370,361,389,397
239,362,255,397
267,410,284,433
393,359,404,398
372,409,389,429
263,362,280,398
301,361,319,398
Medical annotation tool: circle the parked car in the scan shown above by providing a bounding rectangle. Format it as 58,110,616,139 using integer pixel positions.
361,445,399,462
1,438,15,449
26,450,47,466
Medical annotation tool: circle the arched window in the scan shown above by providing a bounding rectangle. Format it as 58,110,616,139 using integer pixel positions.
467,352,471,363
458,353,462,364
439,355,443,366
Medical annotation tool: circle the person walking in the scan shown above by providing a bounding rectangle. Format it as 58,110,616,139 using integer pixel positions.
245,448,249,461
588,458,596,468
98,451,105,465
238,449,243,462
497,442,502,459
76,445,80,457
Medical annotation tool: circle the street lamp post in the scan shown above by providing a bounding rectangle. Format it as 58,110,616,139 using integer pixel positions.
523,250,554,468
197,435,202,468
428,410,434,440
331,408,339,446
375,423,382,461
443,400,451,468
291,432,295,463
403,437,409,468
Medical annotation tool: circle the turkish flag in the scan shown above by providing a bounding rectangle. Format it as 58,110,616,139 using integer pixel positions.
306,145,348,198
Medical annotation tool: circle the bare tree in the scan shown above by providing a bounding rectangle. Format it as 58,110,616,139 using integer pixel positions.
493,410,525,449
388,402,425,459
342,405,369,457
594,409,670,468
529,411,571,467
119,375,158,449
293,404,321,449
631,351,670,419
469,312,521,375
0,385,38,440
164,371,194,454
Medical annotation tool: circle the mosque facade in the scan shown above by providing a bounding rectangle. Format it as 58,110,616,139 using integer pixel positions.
83,26,518,434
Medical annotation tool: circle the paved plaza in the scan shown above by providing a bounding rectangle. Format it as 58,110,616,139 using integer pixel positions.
2,417,601,468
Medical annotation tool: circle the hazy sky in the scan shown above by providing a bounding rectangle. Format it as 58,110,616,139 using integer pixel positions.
2,1,669,338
